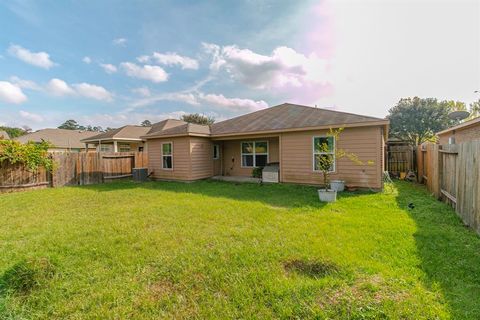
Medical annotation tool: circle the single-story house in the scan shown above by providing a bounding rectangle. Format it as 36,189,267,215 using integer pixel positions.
15,128,97,152
0,130,10,140
143,103,389,189
437,116,480,144
81,125,152,152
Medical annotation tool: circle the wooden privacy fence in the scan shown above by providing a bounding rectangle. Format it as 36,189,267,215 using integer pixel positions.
417,141,480,234
386,145,415,175
0,152,148,193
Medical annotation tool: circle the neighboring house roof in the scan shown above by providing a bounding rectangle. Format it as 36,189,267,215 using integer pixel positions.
142,103,388,139
81,125,151,143
143,122,211,139
146,119,187,135
436,116,480,135
15,129,97,149
0,130,10,140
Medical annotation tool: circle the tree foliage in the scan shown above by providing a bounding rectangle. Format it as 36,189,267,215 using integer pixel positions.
0,140,55,172
0,126,30,138
387,97,457,145
141,120,152,127
180,113,215,125
58,120,103,132
469,99,480,119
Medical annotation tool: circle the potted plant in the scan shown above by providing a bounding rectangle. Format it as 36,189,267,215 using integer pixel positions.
315,128,372,202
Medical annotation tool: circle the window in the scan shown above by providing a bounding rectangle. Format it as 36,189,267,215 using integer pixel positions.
162,142,173,169
213,144,220,159
241,141,268,167
118,143,131,152
313,136,335,172
99,144,112,152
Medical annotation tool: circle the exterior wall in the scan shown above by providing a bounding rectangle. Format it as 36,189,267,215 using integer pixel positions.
438,124,480,144
93,141,145,152
148,137,191,180
222,137,279,177
213,142,223,176
190,137,214,179
280,126,384,189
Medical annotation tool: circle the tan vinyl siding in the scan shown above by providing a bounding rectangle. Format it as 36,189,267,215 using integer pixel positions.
280,126,383,189
438,124,480,144
222,137,279,177
190,137,214,180
148,137,191,180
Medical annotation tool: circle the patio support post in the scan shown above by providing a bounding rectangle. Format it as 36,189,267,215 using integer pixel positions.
113,140,118,152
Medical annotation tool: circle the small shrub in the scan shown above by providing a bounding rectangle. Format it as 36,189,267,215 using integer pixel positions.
252,167,263,178
0,140,55,172
0,257,56,295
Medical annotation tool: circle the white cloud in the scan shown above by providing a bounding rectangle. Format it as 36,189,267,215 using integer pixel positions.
73,83,113,102
138,52,199,70
130,90,267,113
112,38,127,46
19,110,43,122
99,63,117,74
120,62,168,83
47,78,75,96
197,93,268,112
131,87,151,97
203,43,329,89
46,78,113,102
82,56,92,64
9,76,42,91
7,44,56,69
0,81,28,104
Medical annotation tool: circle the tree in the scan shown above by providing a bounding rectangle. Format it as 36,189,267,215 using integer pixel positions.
0,126,29,138
141,120,152,127
180,113,215,125
469,99,480,119
387,97,456,145
58,119,81,130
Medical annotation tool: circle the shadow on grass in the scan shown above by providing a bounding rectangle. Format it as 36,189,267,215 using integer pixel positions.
75,179,374,210
395,181,480,319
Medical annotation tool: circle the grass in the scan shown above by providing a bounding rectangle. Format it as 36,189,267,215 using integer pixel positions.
0,180,479,319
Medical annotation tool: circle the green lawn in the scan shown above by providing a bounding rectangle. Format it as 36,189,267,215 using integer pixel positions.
0,180,479,319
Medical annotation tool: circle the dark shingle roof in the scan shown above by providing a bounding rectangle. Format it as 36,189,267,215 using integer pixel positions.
210,103,386,136
15,129,97,148
143,123,211,138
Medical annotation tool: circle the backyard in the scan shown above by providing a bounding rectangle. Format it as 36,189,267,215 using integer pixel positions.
0,180,479,319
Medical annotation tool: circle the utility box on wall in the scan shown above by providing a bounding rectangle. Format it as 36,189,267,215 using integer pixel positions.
262,163,279,183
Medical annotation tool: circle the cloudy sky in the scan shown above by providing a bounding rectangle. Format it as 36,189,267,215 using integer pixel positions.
0,0,478,130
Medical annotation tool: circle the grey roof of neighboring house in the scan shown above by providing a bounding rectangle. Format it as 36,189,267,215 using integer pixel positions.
81,125,152,142
0,130,10,139
15,129,97,149
142,122,211,138
142,103,388,139
146,119,187,135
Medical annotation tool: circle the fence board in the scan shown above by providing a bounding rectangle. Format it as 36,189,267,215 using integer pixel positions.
418,141,480,234
0,152,148,192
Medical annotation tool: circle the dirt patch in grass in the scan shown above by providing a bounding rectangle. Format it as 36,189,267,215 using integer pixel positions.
283,259,339,279
317,275,410,317
0,257,56,295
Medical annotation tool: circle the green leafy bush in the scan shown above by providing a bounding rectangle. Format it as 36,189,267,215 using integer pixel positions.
252,167,263,178
0,140,55,172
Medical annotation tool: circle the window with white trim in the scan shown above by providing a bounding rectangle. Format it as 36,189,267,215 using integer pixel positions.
313,136,335,172
118,143,131,152
162,142,173,169
213,144,219,159
241,141,268,167
99,144,112,152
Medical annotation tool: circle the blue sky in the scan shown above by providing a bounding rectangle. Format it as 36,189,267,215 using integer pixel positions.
0,0,479,129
